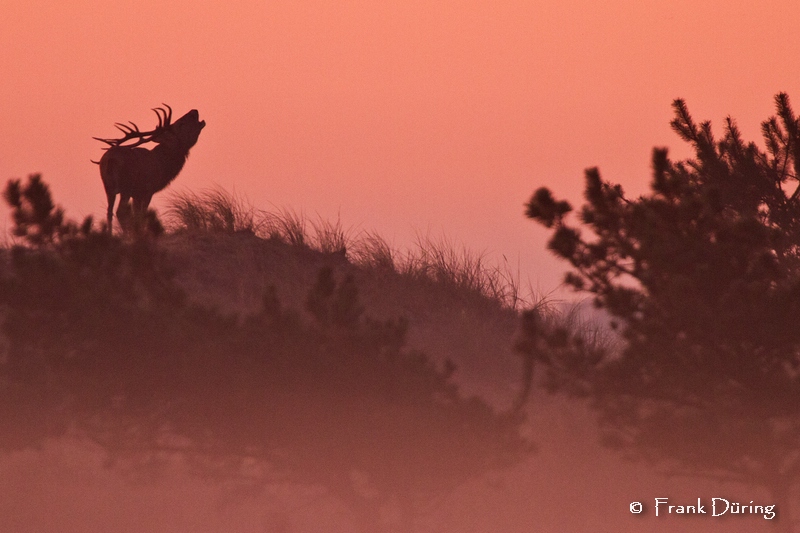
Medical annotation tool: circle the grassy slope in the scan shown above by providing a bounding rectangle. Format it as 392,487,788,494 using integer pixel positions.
162,231,522,408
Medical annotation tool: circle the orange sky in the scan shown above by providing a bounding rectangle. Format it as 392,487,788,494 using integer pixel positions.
2,0,800,297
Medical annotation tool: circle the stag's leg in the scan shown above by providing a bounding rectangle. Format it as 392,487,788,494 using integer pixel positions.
140,195,153,212
106,192,116,232
117,194,132,225
134,195,154,223
125,196,155,234
131,196,148,219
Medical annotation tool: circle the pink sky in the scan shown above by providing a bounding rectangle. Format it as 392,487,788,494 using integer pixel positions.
2,0,800,296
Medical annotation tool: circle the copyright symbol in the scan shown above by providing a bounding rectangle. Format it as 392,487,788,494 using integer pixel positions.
630,501,643,514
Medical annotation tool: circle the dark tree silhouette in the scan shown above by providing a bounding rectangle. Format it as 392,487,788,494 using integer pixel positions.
522,94,800,532
0,175,531,532
3,173,90,245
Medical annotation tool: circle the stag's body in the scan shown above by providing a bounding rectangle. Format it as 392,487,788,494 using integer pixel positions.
96,106,205,230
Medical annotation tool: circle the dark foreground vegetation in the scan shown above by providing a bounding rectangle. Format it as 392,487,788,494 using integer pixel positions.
0,176,532,532
524,93,800,531
5,93,800,533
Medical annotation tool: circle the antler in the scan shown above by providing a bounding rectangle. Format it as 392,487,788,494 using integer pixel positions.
93,104,173,149
153,103,172,129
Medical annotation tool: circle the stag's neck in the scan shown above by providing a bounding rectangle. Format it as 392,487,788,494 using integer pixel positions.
152,143,191,188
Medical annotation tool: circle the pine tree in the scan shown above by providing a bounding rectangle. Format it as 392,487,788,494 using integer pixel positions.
523,93,800,532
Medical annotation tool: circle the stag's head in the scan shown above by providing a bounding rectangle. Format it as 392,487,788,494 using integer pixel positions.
152,108,205,151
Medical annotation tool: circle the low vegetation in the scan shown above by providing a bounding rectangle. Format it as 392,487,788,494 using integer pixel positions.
166,187,532,311
0,175,535,533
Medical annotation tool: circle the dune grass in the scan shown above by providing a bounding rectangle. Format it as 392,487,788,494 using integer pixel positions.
166,187,257,234
165,188,537,311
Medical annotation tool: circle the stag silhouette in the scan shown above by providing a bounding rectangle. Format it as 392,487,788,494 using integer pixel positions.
94,104,205,230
